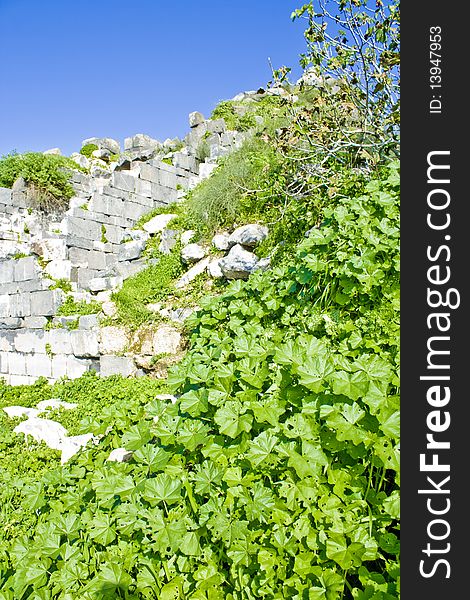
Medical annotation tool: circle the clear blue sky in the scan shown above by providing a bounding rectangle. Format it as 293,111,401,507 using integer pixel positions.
0,0,306,156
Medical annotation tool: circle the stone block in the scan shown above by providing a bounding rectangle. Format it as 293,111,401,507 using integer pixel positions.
207,118,227,134
31,238,67,261
45,259,72,280
68,247,90,266
65,216,101,241
118,240,145,262
0,350,9,372
137,163,160,184
114,260,147,279
22,316,48,328
158,169,177,189
65,236,94,251
13,256,38,281
99,326,128,354
189,111,205,127
9,293,32,317
17,279,51,293
66,355,91,379
78,268,99,289
102,223,126,244
173,153,197,173
0,331,15,351
78,314,99,330
0,187,12,205
15,329,48,353
82,137,120,154
0,294,9,318
51,354,68,379
151,184,177,204
70,330,99,357
121,201,148,221
135,178,152,198
49,329,73,354
100,186,131,202
26,354,52,378
8,374,35,385
129,192,154,208
30,290,63,316
0,260,14,284
100,355,136,378
0,317,23,329
111,172,136,193
8,352,26,376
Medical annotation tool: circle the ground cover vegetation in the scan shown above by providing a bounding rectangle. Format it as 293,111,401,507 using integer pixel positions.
0,1,400,597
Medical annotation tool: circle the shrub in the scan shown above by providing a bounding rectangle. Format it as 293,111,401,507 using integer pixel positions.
0,152,78,212
79,143,98,158
185,135,285,235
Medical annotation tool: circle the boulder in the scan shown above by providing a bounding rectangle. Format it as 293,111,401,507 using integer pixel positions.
159,229,178,255
212,232,230,251
180,230,196,245
219,244,259,279
14,417,68,450
207,259,224,278
82,137,120,155
181,243,206,264
189,111,205,127
143,214,177,234
228,224,268,248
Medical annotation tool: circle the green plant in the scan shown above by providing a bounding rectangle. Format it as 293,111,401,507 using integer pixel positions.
0,163,399,599
57,297,102,317
79,143,99,158
101,224,108,243
49,278,72,293
112,251,184,327
0,152,79,212
195,139,210,162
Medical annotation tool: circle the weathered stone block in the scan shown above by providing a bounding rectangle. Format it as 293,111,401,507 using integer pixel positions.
173,153,198,173
118,240,145,262
111,172,136,193
78,314,99,330
8,352,26,375
51,354,68,379
26,354,52,378
102,223,126,244
151,184,177,204
77,268,99,289
135,178,152,198
68,247,90,266
137,163,160,184
45,259,72,280
30,289,63,316
158,169,177,189
15,329,48,353
70,330,99,357
99,326,128,354
13,256,38,281
66,355,90,379
0,294,9,318
0,187,12,206
0,260,14,284
121,201,148,221
0,317,23,329
0,350,9,372
0,331,15,351
207,118,227,134
49,329,73,354
65,216,101,241
100,355,136,378
22,316,48,329
9,293,32,317
115,260,147,279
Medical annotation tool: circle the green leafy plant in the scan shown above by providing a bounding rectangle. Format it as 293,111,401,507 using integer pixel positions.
0,152,79,212
79,144,99,158
57,297,102,317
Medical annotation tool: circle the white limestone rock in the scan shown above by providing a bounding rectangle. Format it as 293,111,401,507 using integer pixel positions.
219,244,259,280
143,214,178,234
181,243,206,264
211,233,230,251
175,257,210,289
228,224,269,248
107,447,133,463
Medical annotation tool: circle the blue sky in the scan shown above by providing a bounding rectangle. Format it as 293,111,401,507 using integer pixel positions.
0,0,306,156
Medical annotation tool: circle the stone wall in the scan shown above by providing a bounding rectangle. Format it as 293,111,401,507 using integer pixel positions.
0,110,247,385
